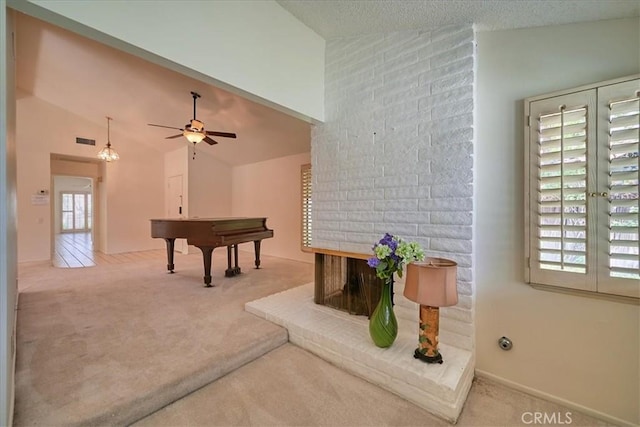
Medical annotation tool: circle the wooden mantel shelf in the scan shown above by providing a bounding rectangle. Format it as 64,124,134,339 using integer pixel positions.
310,247,371,261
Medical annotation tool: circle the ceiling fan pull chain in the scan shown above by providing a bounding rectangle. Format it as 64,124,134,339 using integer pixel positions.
193,143,197,160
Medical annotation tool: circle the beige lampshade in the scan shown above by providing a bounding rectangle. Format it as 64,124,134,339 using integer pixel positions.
404,258,458,307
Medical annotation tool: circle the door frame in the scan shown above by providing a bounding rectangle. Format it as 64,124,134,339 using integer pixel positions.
166,174,187,254
50,155,102,260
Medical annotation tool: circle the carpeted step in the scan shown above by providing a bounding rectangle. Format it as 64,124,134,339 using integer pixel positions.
83,322,288,426
133,343,442,426
13,252,308,426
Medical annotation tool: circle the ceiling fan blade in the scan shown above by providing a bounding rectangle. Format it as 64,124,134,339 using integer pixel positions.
165,134,183,139
206,131,237,138
203,136,218,145
148,123,182,130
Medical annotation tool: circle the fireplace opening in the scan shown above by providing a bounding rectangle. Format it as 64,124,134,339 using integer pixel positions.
314,251,383,317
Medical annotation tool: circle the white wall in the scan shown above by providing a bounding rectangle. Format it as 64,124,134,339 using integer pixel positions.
188,149,232,219
232,152,313,264
94,138,164,254
0,4,17,425
476,18,640,425
14,0,325,122
97,160,107,253
312,27,475,351
17,93,165,261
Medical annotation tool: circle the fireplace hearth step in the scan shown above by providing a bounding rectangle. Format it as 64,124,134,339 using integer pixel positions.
246,283,474,423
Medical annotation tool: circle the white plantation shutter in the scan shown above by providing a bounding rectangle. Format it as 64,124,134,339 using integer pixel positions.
537,107,589,273
301,164,312,250
527,90,597,291
526,76,640,299
597,80,640,298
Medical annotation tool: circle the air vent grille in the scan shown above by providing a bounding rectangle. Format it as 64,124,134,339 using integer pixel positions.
76,137,96,146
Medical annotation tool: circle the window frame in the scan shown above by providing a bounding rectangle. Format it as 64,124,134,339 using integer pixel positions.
524,74,639,302
301,163,312,252
60,191,92,233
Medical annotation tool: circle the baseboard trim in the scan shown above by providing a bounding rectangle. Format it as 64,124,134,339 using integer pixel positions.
475,369,637,427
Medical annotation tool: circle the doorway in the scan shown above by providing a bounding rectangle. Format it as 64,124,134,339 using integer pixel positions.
50,154,103,268
52,176,95,268
167,174,186,253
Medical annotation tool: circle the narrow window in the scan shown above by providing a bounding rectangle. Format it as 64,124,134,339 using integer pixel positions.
301,164,312,251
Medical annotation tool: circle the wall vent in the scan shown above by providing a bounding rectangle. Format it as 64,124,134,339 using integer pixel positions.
75,137,95,146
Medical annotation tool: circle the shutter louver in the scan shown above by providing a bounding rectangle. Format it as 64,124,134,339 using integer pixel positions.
537,106,588,274
301,165,312,249
607,97,639,280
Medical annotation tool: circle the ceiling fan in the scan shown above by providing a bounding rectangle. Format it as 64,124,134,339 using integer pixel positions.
148,91,237,146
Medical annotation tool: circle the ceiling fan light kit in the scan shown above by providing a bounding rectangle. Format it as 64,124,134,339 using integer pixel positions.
148,91,237,155
183,129,205,144
97,116,120,162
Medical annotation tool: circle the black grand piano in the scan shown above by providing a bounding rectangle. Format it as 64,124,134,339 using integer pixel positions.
150,217,274,287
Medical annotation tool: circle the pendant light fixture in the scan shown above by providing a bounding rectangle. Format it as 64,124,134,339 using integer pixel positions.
97,116,120,162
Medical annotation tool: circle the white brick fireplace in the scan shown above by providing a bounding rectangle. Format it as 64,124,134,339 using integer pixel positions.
313,24,475,355
249,24,475,422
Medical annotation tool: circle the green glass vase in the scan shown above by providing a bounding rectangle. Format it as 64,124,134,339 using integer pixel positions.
369,277,398,348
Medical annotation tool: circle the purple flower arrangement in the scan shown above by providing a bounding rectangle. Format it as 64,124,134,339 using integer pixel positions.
367,233,425,281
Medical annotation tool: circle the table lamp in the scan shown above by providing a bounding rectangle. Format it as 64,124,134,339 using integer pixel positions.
404,258,458,364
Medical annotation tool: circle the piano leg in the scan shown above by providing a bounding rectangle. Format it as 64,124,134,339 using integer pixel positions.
195,245,214,287
234,245,241,275
163,238,176,273
225,245,242,277
254,240,262,269
225,246,234,277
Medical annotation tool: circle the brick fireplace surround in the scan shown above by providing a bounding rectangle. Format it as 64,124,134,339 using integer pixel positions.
250,23,476,422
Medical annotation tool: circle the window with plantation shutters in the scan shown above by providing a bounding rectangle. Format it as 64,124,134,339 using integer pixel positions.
301,164,312,251
525,75,639,300
537,105,590,274
597,79,639,296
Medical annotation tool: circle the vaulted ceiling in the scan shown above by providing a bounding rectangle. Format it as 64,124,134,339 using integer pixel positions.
15,13,312,167
15,1,639,168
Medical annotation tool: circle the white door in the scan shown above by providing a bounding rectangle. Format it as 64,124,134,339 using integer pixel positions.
167,174,186,253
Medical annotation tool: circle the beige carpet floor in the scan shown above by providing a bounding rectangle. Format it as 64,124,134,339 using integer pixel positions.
14,249,312,426
15,249,611,426
134,344,612,427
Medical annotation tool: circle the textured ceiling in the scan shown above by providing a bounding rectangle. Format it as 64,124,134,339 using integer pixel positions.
276,0,640,39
